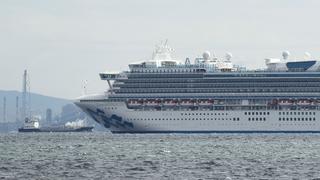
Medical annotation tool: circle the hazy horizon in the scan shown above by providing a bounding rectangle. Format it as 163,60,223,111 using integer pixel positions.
1,0,320,99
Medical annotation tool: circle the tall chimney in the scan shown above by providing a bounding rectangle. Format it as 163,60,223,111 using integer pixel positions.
21,70,27,120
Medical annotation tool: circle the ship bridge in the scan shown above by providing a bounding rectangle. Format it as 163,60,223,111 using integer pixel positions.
100,72,127,93
100,72,127,80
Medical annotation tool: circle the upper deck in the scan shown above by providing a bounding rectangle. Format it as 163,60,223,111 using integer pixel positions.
99,42,320,82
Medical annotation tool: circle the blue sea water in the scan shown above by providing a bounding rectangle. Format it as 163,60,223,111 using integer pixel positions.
1,133,320,179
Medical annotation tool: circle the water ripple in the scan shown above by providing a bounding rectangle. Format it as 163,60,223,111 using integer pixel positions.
1,133,320,179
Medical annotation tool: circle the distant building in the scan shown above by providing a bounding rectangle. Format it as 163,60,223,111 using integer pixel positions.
60,104,86,124
46,108,52,123
61,104,78,123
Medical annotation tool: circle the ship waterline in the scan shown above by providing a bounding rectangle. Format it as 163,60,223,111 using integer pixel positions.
75,43,320,133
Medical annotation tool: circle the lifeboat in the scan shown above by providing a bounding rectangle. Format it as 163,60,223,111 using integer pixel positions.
311,100,318,105
198,99,213,106
278,99,293,106
145,99,160,106
127,99,143,106
297,99,311,106
180,99,194,106
271,99,278,105
163,99,178,106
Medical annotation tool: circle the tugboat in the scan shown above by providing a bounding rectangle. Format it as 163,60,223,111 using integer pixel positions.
18,116,94,132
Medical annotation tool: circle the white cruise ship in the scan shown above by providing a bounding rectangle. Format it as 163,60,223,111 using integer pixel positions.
75,42,320,133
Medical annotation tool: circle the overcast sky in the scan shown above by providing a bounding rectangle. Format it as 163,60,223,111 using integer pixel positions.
1,0,320,99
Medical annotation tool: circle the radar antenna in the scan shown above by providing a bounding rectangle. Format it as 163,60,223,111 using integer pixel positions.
225,52,233,61
282,51,290,60
202,51,211,60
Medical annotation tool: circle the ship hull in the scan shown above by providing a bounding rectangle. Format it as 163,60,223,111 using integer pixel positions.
18,127,94,133
75,101,320,133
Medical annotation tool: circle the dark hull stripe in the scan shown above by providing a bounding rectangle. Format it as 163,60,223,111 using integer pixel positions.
112,130,320,134
18,127,94,133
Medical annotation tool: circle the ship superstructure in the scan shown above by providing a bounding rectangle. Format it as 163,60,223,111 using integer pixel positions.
75,42,320,133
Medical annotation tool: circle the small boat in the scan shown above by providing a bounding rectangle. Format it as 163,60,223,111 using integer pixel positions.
18,116,93,133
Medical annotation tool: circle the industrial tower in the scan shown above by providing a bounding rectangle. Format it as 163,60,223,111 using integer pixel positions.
21,70,30,121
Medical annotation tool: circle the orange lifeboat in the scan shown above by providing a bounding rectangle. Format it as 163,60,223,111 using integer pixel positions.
145,99,160,106
127,99,143,106
198,99,213,106
278,99,293,106
297,99,311,106
310,100,317,105
163,99,177,106
180,99,194,106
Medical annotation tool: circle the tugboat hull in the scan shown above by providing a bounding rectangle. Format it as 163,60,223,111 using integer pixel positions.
18,127,94,132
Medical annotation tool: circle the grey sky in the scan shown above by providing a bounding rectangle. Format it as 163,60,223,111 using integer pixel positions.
1,0,320,99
